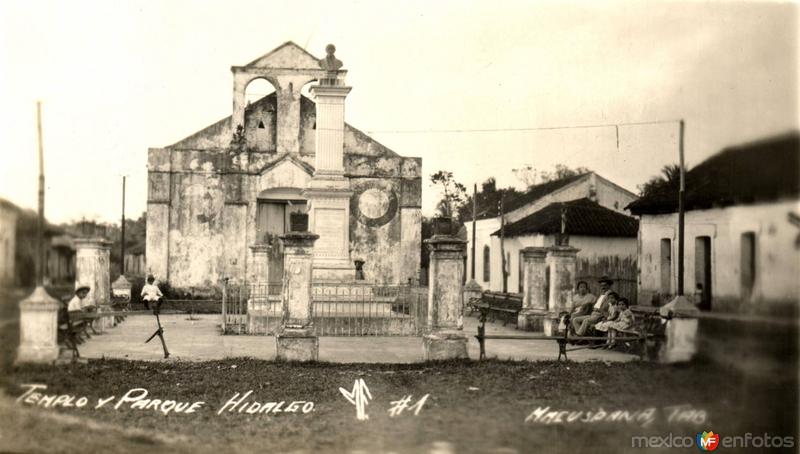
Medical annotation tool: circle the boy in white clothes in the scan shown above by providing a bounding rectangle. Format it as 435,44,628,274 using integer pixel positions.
141,275,164,313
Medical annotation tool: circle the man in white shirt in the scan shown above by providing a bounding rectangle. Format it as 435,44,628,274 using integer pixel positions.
572,276,614,336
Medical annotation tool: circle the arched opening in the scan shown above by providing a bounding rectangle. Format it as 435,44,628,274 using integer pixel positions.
244,78,277,151
245,78,276,105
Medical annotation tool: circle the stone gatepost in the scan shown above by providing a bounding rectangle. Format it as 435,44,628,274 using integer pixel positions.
518,247,549,331
110,275,132,327
16,287,60,363
423,236,469,360
249,244,272,286
659,295,700,363
543,245,580,336
275,232,320,361
75,237,112,333
463,279,482,314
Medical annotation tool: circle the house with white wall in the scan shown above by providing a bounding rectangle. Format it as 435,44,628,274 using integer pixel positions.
465,172,638,293
628,132,800,315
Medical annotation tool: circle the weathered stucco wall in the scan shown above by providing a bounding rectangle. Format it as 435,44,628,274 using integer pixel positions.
0,203,18,286
146,94,422,291
638,200,800,314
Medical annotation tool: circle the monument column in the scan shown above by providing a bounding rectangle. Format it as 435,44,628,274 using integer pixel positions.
423,236,469,360
543,245,580,336
518,247,549,331
75,237,112,333
303,44,354,281
275,231,320,361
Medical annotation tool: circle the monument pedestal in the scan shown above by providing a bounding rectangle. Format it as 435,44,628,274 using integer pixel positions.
303,178,355,281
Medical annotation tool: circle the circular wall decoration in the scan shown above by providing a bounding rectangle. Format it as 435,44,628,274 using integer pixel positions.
352,184,398,227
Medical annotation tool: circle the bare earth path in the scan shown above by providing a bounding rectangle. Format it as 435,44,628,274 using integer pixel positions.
77,314,636,363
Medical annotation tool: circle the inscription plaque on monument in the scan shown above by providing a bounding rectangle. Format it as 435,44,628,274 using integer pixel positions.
315,208,345,256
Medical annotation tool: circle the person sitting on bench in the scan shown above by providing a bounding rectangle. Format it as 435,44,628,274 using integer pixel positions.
141,275,164,314
67,285,95,314
604,298,635,348
572,276,617,336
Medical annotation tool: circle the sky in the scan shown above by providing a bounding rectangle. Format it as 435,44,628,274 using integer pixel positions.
1,0,797,223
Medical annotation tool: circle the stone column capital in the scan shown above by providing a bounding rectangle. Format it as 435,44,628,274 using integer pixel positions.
522,246,549,260
74,237,112,250
249,243,272,254
546,245,581,258
280,232,320,249
425,236,467,255
111,275,132,291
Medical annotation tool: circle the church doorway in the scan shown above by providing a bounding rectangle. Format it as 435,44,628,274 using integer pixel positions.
256,198,307,284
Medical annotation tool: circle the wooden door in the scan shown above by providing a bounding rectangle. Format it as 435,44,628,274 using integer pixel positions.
694,236,712,311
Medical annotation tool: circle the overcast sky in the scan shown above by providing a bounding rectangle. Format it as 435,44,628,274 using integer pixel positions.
1,0,797,223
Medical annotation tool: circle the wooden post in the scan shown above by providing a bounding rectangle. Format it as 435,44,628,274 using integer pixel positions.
499,196,507,293
120,176,126,276
471,183,477,281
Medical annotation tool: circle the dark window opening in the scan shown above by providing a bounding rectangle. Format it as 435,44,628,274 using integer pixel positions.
482,245,491,282
258,120,265,129
740,232,756,299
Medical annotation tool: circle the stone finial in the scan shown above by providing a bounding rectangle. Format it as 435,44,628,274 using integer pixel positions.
319,44,343,71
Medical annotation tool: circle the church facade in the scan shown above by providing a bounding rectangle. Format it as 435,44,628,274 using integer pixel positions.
146,42,422,291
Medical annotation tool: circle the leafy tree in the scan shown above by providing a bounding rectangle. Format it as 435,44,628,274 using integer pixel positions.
539,164,591,184
638,164,681,197
430,171,467,219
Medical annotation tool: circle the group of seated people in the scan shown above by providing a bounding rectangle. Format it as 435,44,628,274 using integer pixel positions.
567,277,635,347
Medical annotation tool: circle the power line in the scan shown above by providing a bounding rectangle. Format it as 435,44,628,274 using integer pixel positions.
364,119,679,135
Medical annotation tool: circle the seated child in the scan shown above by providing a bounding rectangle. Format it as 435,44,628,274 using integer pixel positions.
606,298,635,347
141,275,164,314
67,286,95,313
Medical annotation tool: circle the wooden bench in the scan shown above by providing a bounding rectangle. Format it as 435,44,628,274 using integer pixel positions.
474,307,663,361
470,291,522,326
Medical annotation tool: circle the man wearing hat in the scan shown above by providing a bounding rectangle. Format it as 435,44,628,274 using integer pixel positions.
572,276,615,336
67,285,96,313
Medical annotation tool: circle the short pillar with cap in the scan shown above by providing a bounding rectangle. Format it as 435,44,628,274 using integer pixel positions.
423,235,469,360
275,229,320,361
111,274,132,326
543,245,580,336
518,247,549,331
75,237,113,333
16,286,61,363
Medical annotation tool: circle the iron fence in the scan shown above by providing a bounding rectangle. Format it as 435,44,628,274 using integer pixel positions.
221,281,427,336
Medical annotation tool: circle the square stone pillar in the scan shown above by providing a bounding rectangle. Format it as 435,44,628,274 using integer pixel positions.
423,236,469,360
543,245,580,336
658,295,700,363
518,247,549,331
249,244,272,285
75,237,112,333
276,232,320,361
110,275,132,327
304,80,355,281
16,286,60,364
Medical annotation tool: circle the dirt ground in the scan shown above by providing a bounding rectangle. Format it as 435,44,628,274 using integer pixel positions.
1,357,797,454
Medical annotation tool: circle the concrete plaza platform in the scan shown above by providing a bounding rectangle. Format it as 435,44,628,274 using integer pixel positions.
76,314,637,363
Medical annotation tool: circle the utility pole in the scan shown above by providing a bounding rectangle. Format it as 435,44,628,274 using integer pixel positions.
471,183,477,281
677,119,685,296
36,101,46,286
120,176,126,276
17,101,61,364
